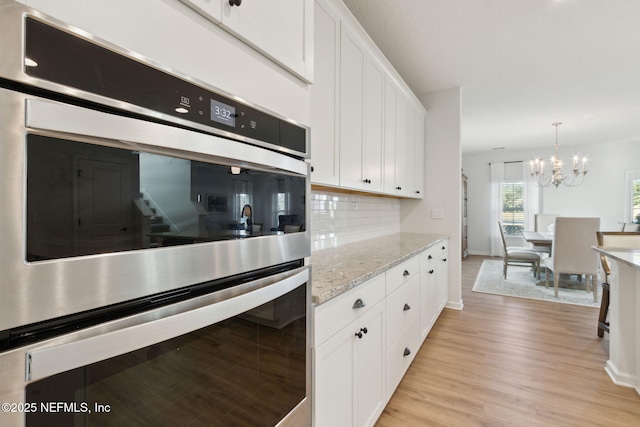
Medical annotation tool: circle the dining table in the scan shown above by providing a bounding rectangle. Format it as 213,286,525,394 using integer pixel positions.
521,230,553,248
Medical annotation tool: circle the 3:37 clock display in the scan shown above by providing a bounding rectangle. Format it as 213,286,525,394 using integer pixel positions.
210,99,236,127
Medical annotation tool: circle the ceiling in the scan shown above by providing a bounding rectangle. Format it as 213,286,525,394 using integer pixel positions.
341,0,640,154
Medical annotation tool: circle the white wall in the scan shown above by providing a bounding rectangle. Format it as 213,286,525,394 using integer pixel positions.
462,139,640,255
401,88,463,310
18,0,310,126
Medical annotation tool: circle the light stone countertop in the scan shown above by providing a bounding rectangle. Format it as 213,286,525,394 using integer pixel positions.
311,232,448,305
593,247,640,271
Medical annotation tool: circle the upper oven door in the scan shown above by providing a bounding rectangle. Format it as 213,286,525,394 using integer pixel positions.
0,88,310,331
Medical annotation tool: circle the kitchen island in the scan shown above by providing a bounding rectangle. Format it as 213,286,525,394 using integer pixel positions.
592,247,640,394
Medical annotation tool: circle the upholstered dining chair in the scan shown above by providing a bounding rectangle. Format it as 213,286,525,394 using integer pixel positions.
535,213,559,232
621,223,640,232
498,221,540,279
595,231,640,337
531,213,559,254
543,217,600,300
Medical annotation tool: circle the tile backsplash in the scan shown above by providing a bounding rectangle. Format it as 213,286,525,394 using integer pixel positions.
311,189,400,251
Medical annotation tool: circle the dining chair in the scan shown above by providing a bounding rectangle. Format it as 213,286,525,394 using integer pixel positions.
595,231,640,337
531,213,559,254
284,224,303,233
543,217,600,300
535,213,559,232
621,223,640,232
498,221,540,279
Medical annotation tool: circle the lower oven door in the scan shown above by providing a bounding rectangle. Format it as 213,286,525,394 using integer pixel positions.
0,266,310,427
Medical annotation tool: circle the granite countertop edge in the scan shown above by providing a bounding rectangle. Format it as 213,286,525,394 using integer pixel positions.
593,246,640,270
311,233,449,306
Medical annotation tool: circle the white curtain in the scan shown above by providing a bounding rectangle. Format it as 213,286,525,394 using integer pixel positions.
490,162,504,256
523,162,540,232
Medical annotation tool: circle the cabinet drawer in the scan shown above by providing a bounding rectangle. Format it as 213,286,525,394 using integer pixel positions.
386,315,419,401
385,275,419,349
385,256,419,294
420,239,448,270
419,246,438,270
314,273,385,347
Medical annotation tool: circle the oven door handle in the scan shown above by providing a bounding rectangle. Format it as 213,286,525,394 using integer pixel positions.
26,266,309,382
24,98,307,176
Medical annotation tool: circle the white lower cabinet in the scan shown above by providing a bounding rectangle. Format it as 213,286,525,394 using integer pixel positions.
419,239,450,341
384,262,420,400
313,239,449,426
313,275,386,427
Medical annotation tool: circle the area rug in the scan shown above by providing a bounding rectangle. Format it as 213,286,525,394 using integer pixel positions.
472,259,601,308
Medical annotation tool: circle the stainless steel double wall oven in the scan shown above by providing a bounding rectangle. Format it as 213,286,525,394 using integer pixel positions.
0,2,311,426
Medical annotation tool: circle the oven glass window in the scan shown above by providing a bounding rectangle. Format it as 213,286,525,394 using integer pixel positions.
26,135,306,261
25,285,307,426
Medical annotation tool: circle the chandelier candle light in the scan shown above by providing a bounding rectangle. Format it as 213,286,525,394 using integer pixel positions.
530,122,588,188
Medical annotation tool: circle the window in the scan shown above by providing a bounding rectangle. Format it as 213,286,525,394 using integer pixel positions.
625,171,640,223
633,178,640,223
502,181,524,235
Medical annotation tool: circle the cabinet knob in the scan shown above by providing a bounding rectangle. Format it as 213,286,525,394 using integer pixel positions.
362,178,371,184
428,255,433,260
355,331,363,339
403,303,411,311
442,246,446,250
310,166,314,172
429,269,434,274
360,327,368,334
228,0,242,6
415,190,420,194
403,270,410,277
396,186,402,190
403,347,411,357
353,298,366,309
443,258,447,262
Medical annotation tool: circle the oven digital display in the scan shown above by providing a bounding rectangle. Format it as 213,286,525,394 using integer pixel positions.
210,99,235,127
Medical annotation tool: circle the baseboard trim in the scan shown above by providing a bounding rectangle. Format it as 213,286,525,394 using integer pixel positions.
605,360,636,389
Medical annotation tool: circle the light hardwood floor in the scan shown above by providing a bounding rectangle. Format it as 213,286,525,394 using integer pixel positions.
376,255,640,427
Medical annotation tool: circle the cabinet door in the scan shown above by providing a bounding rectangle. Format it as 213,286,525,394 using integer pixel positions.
181,0,223,22
220,0,313,81
339,25,365,190
407,108,425,198
438,249,449,312
314,323,356,427
420,260,438,341
361,56,384,193
310,0,340,186
383,77,398,194
355,301,385,427
392,91,408,196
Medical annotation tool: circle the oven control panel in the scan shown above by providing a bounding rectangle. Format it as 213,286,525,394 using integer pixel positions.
23,17,307,158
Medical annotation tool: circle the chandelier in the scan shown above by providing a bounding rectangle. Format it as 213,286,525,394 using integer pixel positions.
530,122,588,188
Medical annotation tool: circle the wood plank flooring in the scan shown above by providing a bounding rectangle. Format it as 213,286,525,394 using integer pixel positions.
375,255,640,427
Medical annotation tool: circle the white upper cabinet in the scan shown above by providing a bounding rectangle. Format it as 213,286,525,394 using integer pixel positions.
182,0,222,22
310,0,340,186
338,26,385,192
310,0,425,198
181,0,313,82
338,26,366,190
362,55,385,193
408,108,425,198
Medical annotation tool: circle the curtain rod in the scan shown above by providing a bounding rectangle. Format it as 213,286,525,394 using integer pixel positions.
488,160,523,165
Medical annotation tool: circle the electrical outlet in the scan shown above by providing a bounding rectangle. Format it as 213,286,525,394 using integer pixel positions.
352,202,358,210
432,208,443,219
